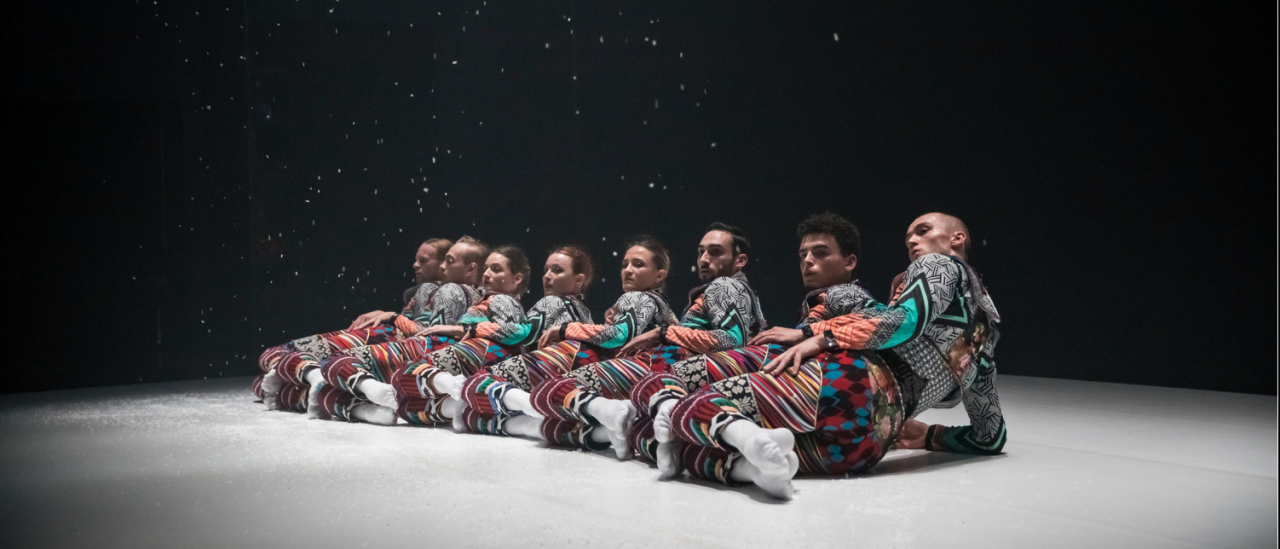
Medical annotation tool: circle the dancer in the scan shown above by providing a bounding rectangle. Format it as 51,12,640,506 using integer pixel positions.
258,237,487,417
347,245,531,426
251,238,453,410
650,213,1004,499
444,237,679,444
619,212,874,467
394,239,678,434
323,246,595,425
498,224,767,458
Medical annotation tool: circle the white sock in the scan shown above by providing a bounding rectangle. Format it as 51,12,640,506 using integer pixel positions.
304,369,325,419
260,371,285,410
451,400,470,432
728,453,798,500
502,388,540,417
504,415,545,440
437,397,463,420
656,441,683,479
357,378,399,409
434,372,465,401
588,426,613,445
585,398,636,460
501,390,541,418
721,420,793,476
350,403,397,426
652,400,677,443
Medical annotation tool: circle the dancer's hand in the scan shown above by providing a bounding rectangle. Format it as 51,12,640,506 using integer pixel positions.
763,336,825,376
538,325,564,348
618,328,661,356
417,325,465,339
893,419,930,450
349,310,389,330
749,327,805,346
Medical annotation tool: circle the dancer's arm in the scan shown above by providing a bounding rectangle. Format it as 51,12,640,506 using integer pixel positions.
476,296,560,346
663,277,760,354
561,292,659,349
807,254,959,351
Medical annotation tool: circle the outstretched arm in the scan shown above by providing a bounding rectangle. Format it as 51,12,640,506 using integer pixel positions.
807,254,960,351
563,292,660,349
664,278,760,354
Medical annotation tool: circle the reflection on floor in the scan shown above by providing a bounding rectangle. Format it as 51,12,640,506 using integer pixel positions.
0,375,1274,548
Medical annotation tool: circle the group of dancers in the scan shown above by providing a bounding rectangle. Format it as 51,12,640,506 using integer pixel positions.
252,212,1005,499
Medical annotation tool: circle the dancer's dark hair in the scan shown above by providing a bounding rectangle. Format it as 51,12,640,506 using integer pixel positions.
549,244,595,293
706,222,751,257
797,212,862,267
625,236,670,292
422,238,453,260
492,245,532,295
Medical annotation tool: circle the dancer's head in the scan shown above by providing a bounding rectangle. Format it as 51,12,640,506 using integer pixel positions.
906,213,969,262
543,245,593,297
484,246,530,295
621,236,669,293
442,235,490,286
413,238,452,284
697,222,749,282
796,213,860,289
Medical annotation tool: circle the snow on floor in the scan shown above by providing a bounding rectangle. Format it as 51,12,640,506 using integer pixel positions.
0,375,1274,549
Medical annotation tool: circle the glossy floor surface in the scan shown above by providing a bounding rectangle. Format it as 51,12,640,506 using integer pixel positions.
0,376,1274,548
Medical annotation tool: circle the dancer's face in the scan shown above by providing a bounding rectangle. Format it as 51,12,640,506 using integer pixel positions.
799,233,856,289
543,253,584,296
482,252,523,295
696,230,746,282
621,246,666,292
412,244,442,284
441,242,480,285
906,214,964,262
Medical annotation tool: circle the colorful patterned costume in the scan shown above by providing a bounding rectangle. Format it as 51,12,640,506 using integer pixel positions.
252,282,480,412
389,293,538,426
624,281,875,462
455,290,675,428
656,254,1005,483
526,273,768,451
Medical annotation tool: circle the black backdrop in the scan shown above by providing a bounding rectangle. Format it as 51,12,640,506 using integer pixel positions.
6,1,1275,394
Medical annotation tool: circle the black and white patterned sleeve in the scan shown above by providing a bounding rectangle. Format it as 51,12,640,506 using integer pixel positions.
928,358,1007,454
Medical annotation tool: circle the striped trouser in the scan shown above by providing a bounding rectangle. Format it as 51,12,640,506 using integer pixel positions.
519,346,688,453
389,338,523,426
662,349,905,483
456,340,609,420
256,325,402,384
250,375,308,413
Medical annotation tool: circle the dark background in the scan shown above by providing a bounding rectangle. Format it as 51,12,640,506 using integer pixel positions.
5,1,1275,395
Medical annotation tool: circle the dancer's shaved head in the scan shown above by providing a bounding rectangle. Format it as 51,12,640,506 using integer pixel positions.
906,212,970,261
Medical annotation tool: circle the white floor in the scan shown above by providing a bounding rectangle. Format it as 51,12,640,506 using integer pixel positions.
0,376,1274,549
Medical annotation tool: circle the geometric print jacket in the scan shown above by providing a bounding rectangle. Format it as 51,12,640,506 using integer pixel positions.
475,294,594,350
807,253,1006,455
665,271,768,354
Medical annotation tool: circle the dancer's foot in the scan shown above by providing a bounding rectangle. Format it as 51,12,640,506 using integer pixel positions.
722,420,793,476
501,390,540,419
656,441,683,479
504,414,545,440
306,382,325,419
433,373,465,401
585,398,636,460
652,400,677,443
350,403,397,426
730,454,798,500
451,400,471,433
357,379,399,409
437,397,463,421
502,388,541,417
260,371,285,411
